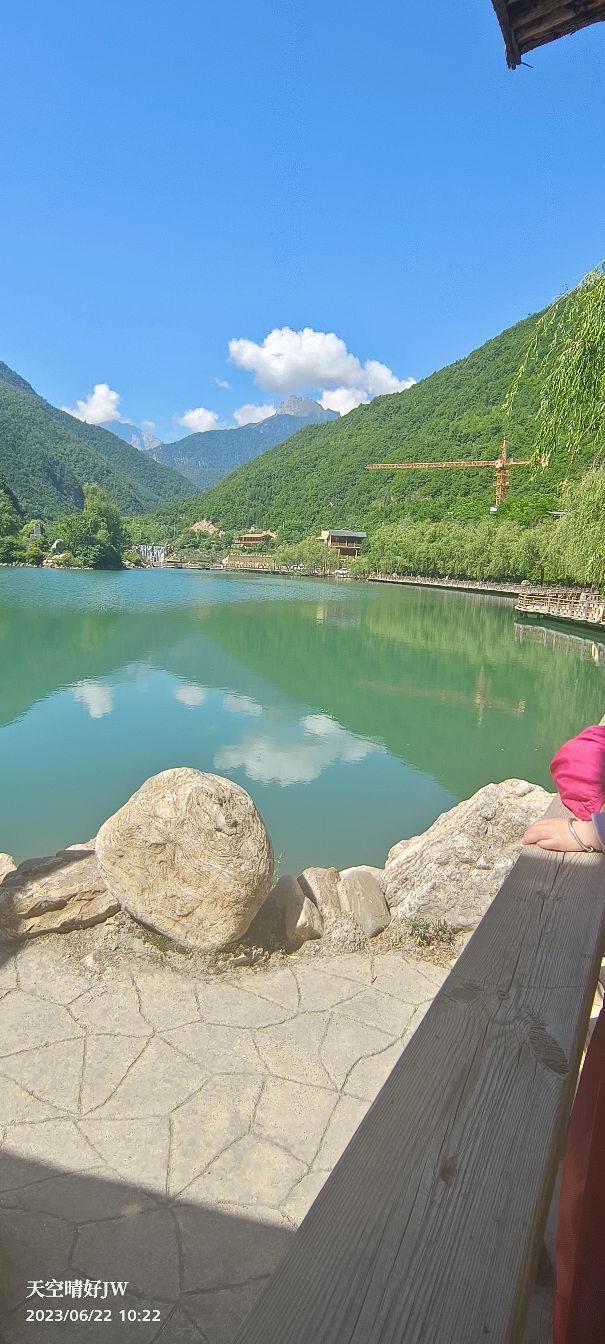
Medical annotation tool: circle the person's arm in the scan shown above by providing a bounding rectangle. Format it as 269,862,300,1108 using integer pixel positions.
523,815,604,853
592,812,605,852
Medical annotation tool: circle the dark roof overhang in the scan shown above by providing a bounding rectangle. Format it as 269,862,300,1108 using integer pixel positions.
492,0,605,67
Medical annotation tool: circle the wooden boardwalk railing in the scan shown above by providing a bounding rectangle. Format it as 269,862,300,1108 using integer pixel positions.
516,582,605,628
234,795,605,1344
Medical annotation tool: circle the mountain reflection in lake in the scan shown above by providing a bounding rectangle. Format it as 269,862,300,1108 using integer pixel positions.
0,568,603,873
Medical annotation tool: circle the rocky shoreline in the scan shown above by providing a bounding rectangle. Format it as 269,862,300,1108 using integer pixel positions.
0,770,550,969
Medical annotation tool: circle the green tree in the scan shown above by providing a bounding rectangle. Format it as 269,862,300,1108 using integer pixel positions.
506,265,605,467
0,536,24,563
549,471,605,587
59,484,127,569
25,541,46,566
0,484,21,537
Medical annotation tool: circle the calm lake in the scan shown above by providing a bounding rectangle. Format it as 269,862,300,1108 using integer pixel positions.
1,567,603,873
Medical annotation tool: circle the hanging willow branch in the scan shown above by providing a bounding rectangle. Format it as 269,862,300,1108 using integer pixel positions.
505,264,605,468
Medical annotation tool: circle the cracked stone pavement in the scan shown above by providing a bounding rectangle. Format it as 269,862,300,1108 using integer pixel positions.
0,937,446,1343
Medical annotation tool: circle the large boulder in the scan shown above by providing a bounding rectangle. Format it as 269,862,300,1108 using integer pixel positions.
383,780,551,932
0,842,118,941
95,769,274,951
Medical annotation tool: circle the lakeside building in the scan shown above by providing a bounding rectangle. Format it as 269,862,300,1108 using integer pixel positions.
319,528,367,558
233,529,277,548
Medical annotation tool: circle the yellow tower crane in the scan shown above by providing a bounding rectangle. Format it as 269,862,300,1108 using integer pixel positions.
365,439,530,508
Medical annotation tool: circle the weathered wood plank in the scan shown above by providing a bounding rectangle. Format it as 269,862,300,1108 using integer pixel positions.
515,3,605,43
234,801,605,1344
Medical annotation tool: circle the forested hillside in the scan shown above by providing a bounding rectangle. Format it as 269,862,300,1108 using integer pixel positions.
154,399,337,489
0,361,194,518
143,312,597,540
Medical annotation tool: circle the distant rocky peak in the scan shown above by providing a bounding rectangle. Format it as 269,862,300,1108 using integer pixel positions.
109,421,163,453
274,395,338,421
277,395,322,416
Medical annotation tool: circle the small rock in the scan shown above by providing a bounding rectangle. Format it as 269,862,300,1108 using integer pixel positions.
269,876,323,948
0,842,118,942
295,896,323,944
338,868,391,939
298,867,341,920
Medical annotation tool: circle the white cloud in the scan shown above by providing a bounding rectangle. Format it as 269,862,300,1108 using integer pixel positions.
228,326,414,412
174,683,207,707
141,418,156,430
320,387,369,416
365,360,414,395
213,377,231,390
233,403,276,427
229,327,358,393
62,383,123,425
73,681,114,719
222,693,263,717
176,406,220,433
214,713,380,787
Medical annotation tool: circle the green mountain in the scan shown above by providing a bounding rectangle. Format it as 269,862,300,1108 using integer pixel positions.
154,397,338,490
0,361,195,520
144,311,593,540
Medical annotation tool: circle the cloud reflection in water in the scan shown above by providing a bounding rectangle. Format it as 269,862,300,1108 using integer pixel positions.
214,711,381,786
72,681,114,719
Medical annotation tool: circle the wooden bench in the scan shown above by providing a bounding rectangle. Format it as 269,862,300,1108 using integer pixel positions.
234,796,605,1344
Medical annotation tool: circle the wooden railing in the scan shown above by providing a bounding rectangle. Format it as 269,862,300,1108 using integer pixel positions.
516,582,605,627
234,791,605,1344
368,573,522,596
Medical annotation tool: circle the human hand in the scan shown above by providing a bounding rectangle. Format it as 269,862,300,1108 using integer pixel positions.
522,817,601,852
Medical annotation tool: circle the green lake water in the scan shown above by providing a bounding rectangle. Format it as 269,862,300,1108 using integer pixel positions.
1,567,603,873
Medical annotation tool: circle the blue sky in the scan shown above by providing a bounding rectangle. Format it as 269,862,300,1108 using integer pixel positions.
1,0,604,441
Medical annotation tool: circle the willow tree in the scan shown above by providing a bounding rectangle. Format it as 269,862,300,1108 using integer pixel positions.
545,470,605,587
506,264,605,469
506,265,605,590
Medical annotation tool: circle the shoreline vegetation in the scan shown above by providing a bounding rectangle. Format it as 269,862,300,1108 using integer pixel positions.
1,466,603,597
128,467,604,593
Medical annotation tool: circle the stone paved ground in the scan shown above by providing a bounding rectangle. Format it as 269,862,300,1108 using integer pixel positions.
0,930,447,1344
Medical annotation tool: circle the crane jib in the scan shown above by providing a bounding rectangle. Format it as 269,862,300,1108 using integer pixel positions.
365,460,531,470
363,443,532,506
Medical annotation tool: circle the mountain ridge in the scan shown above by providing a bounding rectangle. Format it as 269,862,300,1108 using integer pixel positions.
0,361,195,520
151,396,337,490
